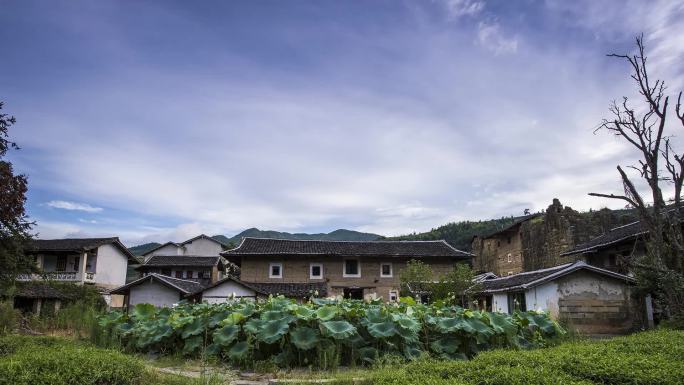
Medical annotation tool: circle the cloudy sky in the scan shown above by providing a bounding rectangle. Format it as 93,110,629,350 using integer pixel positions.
2,0,683,245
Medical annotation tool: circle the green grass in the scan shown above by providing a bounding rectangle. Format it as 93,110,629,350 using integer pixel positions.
281,329,684,385
0,335,227,385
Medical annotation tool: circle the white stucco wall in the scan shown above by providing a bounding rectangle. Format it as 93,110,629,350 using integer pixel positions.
129,280,181,307
492,293,508,313
94,244,129,288
146,244,182,259
525,281,559,317
183,238,223,256
201,280,256,304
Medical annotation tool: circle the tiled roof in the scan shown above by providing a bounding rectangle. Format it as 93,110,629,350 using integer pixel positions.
142,234,228,256
32,238,117,252
195,276,269,296
480,261,634,293
110,273,203,295
10,283,67,299
140,255,221,268
223,238,472,258
478,214,542,239
30,237,139,263
561,221,646,256
244,282,328,298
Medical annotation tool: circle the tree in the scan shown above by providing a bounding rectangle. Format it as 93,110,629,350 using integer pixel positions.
0,101,34,290
399,259,433,298
589,36,684,319
433,264,481,307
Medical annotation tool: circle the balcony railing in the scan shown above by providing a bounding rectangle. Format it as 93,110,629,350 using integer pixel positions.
16,271,82,282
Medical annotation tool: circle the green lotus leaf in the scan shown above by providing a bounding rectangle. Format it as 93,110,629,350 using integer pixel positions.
213,324,240,346
367,321,397,339
205,342,222,356
219,312,246,326
257,319,290,344
182,335,203,355
181,318,204,339
463,317,495,343
488,312,518,336
394,315,421,332
131,303,156,320
244,318,265,334
261,310,285,321
228,341,250,360
395,326,419,342
363,308,388,324
294,306,316,321
236,303,256,317
358,346,378,364
208,311,230,328
315,306,339,321
436,317,474,334
319,320,356,340
430,336,461,354
403,345,424,361
290,327,320,350
150,324,173,343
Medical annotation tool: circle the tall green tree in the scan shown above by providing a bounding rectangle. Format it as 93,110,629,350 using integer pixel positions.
0,101,34,289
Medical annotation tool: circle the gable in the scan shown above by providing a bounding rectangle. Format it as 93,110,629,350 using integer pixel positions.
183,237,223,256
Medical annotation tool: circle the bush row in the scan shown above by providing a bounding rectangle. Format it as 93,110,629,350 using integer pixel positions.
313,329,684,385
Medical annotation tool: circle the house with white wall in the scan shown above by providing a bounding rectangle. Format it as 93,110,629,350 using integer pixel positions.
141,234,227,262
477,261,651,335
17,238,140,310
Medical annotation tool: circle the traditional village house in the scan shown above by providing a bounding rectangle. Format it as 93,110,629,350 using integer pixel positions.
477,261,651,336
471,214,541,276
140,234,228,262
16,238,140,312
560,221,647,274
221,237,473,302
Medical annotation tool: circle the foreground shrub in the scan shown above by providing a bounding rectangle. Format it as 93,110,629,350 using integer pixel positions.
0,335,146,385
331,329,684,385
0,301,19,335
97,297,564,368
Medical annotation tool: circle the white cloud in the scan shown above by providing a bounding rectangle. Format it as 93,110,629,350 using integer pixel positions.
443,0,485,19
476,21,518,55
46,200,103,213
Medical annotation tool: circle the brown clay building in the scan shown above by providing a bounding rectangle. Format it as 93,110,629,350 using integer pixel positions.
222,237,473,301
471,199,638,276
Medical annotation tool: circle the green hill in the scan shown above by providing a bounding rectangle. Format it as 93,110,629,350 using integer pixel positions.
219,228,382,247
128,229,382,255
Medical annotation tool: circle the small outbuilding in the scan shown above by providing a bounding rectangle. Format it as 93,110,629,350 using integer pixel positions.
110,273,203,308
193,276,265,303
478,261,650,335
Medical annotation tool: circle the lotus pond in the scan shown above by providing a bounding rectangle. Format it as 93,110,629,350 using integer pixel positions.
97,297,564,369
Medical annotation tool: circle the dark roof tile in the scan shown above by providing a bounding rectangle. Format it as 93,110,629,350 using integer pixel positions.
141,255,221,268
223,238,472,258
561,221,646,256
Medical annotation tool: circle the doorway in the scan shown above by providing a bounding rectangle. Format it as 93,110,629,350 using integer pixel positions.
343,288,363,300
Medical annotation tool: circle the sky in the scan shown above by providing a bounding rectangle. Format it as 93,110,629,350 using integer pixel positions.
1,0,683,246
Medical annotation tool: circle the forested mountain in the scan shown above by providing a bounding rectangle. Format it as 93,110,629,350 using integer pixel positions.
128,228,381,255
385,217,532,251
215,228,381,247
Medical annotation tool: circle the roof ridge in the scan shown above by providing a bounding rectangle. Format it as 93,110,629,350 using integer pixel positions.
485,262,573,282
240,237,448,243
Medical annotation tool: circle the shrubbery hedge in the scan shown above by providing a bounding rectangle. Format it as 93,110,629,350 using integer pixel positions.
0,335,147,385
297,329,684,385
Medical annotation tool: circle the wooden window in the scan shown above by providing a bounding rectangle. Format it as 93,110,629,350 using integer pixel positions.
507,271,513,276
388,290,398,302
73,256,80,271
161,269,171,276
186,270,194,279
507,292,526,314
507,253,512,263
310,263,323,279
197,270,205,279
175,271,183,279
269,263,282,279
380,263,392,278
56,256,67,272
343,259,360,277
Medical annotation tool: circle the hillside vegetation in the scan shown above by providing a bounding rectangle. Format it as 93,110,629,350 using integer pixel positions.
128,229,381,255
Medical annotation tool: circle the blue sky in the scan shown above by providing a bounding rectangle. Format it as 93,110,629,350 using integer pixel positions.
1,0,683,245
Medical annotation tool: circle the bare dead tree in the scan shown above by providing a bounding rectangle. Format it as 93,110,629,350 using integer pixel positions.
589,35,684,318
